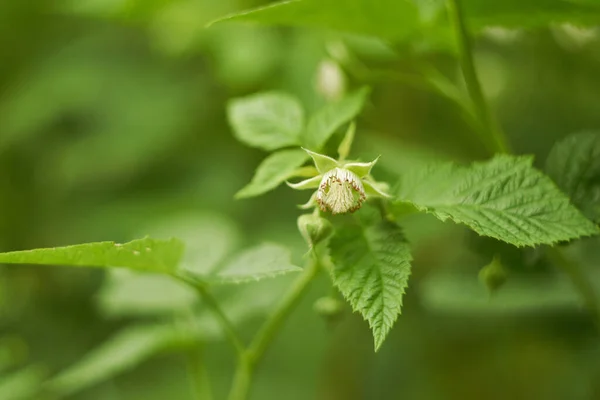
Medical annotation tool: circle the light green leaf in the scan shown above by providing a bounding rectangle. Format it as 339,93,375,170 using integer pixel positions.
303,87,370,150
227,91,304,151
45,324,192,397
545,131,600,223
0,238,184,274
330,219,412,351
395,155,599,247
236,149,309,199
0,366,46,400
205,243,302,284
210,0,420,40
97,270,198,318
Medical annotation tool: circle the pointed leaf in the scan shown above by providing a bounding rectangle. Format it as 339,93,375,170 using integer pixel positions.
236,149,310,199
206,243,302,284
395,155,599,247
303,87,371,150
0,238,185,274
227,91,304,151
210,1,419,40
545,131,600,223
287,174,322,190
363,179,392,198
337,122,356,161
330,218,412,351
303,148,339,173
344,156,380,177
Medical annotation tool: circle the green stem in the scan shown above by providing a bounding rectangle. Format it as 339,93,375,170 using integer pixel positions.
227,256,321,400
186,346,214,400
546,247,600,328
178,275,246,357
446,0,510,154
446,0,600,327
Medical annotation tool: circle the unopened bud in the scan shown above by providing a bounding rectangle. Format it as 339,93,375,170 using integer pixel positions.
313,296,344,319
297,213,333,247
478,256,507,294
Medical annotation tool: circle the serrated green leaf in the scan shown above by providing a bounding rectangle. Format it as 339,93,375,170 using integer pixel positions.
330,219,412,351
227,91,304,151
303,87,370,150
545,131,600,223
395,155,599,247
236,149,309,199
45,324,192,397
205,243,302,284
210,0,420,40
0,238,184,274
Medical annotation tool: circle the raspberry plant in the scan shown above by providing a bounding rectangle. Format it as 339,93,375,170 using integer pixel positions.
1,0,600,399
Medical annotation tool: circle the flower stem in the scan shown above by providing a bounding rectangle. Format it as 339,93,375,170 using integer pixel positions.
446,0,510,155
227,256,321,400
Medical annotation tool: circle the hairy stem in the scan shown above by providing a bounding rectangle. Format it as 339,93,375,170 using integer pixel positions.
446,0,600,326
447,0,510,154
227,256,321,400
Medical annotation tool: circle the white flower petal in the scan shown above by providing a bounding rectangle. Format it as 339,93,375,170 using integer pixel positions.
317,168,366,214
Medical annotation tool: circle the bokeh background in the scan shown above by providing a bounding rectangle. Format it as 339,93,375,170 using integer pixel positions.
2,1,600,399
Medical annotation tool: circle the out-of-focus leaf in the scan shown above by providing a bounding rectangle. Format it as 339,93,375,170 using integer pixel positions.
0,238,184,275
395,155,599,247
210,0,420,40
330,218,412,351
545,131,600,223
303,87,370,150
202,243,302,284
0,365,46,400
236,149,309,199
227,91,305,151
45,324,191,397
97,270,198,318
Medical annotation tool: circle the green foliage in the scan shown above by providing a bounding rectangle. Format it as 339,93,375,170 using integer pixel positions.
545,131,600,223
303,87,370,150
236,149,309,199
329,216,412,351
0,366,46,400
395,154,599,247
227,91,305,151
45,324,191,397
210,0,420,40
202,243,302,284
0,238,184,274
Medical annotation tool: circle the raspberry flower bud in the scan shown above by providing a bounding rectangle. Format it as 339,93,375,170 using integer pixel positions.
287,147,390,215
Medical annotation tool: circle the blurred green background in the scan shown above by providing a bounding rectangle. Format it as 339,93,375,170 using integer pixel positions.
2,0,600,399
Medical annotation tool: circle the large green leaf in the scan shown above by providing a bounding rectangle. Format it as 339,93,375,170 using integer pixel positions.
210,0,420,40
236,149,309,199
329,218,412,351
227,91,304,151
0,237,184,274
202,243,302,284
303,87,370,151
545,131,600,223
395,155,599,247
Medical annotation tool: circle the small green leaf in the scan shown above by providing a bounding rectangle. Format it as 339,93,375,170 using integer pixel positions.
210,0,420,40
236,149,309,199
303,87,370,150
227,91,304,151
395,155,599,247
303,148,339,173
330,218,412,351
0,238,184,274
205,243,302,284
545,131,600,223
